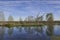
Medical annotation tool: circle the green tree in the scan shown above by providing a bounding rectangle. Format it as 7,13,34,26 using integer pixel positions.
24,17,28,21
0,11,5,21
8,15,14,21
19,17,22,21
46,13,54,21
35,13,43,21
46,13,54,36
46,13,54,25
27,16,34,21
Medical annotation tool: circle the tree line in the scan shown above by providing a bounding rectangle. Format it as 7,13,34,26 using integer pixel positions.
0,11,54,21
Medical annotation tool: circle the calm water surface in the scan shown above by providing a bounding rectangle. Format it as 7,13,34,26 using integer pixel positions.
0,25,60,40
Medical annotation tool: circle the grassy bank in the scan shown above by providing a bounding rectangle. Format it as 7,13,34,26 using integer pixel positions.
4,23,45,28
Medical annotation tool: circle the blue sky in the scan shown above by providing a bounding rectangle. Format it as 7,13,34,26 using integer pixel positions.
0,0,60,21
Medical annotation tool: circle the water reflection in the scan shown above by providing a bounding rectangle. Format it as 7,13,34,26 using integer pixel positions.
46,24,54,36
0,27,5,40
26,27,33,34
19,27,22,32
8,27,13,36
0,25,60,40
34,26,43,33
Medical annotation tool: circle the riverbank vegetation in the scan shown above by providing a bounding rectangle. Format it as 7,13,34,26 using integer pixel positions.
0,13,54,27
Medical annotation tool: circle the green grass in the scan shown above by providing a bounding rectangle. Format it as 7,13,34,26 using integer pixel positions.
4,23,45,28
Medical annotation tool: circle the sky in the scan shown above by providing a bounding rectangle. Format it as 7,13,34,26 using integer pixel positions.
0,0,60,21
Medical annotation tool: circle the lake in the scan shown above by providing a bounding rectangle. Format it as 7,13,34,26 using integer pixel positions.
0,25,60,40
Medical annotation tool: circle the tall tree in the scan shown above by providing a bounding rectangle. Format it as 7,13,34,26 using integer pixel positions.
46,13,54,26
35,13,44,21
19,17,22,21
24,17,28,21
35,15,43,21
8,15,14,21
27,16,34,21
46,13,54,36
0,11,5,21
46,13,54,21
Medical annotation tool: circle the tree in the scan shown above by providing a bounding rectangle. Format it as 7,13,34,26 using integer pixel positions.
27,16,34,21
35,13,44,21
8,15,14,21
19,17,22,21
0,11,5,21
46,13,54,21
35,15,43,21
24,17,28,21
46,13,54,25
46,13,54,36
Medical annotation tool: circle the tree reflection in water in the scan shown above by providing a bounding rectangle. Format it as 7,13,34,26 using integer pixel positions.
34,26,43,33
26,27,33,34
8,27,13,37
19,27,22,32
0,27,5,40
46,24,54,36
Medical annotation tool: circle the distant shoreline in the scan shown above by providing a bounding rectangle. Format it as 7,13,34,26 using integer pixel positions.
0,21,59,26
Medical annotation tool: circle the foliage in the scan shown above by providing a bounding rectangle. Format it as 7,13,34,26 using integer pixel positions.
5,24,14,28
0,11,5,21
8,15,14,21
46,13,54,21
